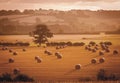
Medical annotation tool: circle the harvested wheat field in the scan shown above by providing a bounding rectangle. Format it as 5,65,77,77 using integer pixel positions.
0,34,120,82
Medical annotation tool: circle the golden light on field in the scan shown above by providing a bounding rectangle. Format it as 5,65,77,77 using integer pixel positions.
0,0,120,82
0,34,120,81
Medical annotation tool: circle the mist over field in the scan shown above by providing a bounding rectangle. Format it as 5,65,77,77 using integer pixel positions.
0,9,120,35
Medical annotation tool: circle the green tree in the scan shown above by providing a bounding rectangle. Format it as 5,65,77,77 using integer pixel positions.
32,24,53,45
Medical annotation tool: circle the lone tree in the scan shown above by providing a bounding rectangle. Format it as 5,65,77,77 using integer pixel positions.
32,24,53,45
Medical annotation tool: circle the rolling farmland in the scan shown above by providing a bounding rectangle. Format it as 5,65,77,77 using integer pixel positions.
0,34,120,81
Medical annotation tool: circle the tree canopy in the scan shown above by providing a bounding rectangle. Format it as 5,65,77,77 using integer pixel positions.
32,24,53,45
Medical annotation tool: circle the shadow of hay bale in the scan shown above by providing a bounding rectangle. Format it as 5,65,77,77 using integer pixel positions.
83,63,92,67
64,69,76,75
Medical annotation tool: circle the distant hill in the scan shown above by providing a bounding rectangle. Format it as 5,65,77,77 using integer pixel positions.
0,9,120,35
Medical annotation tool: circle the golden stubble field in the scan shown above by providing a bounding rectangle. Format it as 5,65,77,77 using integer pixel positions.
0,35,120,81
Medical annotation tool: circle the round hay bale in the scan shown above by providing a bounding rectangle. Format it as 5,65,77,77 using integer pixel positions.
91,58,97,64
43,46,46,48
88,44,91,47
56,46,60,49
13,52,17,55
22,48,26,52
105,49,110,53
99,57,105,63
57,54,62,59
85,46,88,50
13,68,20,74
95,46,98,50
64,45,67,47
9,49,12,53
101,45,107,50
47,51,52,55
75,64,81,70
96,44,99,47
4,47,8,50
2,47,7,50
62,46,65,48
88,47,92,51
44,50,49,54
37,58,42,63
113,50,119,55
59,46,62,49
105,45,109,49
92,49,96,52
35,56,40,60
9,58,14,63
55,52,60,56
99,51,104,55
37,45,40,47
2,47,5,50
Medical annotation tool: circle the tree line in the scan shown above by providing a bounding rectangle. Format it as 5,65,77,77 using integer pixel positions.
0,9,120,17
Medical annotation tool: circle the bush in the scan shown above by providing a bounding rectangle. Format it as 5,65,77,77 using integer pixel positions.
14,74,34,82
66,41,73,46
97,69,107,81
0,42,30,46
46,41,85,46
73,42,85,46
0,72,34,82
89,41,96,46
97,69,118,81
0,73,13,82
108,73,118,81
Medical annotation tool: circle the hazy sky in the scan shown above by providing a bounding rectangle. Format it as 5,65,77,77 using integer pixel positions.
0,0,120,11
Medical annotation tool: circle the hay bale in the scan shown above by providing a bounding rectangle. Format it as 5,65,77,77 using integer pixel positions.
88,44,91,47
44,50,52,55
63,45,66,48
75,64,81,70
9,58,14,63
2,47,5,50
47,51,52,55
101,44,107,50
37,45,40,47
44,50,49,54
113,50,119,55
85,46,89,50
99,51,104,55
13,52,18,55
43,46,46,48
59,46,62,49
96,44,99,47
64,45,67,47
105,45,109,49
91,58,97,64
2,47,7,50
99,57,105,63
88,47,92,51
92,49,96,52
35,56,40,60
56,46,60,49
55,52,60,56
9,49,12,53
4,47,8,50
105,49,110,53
37,58,42,63
62,46,65,48
13,68,20,74
22,48,26,51
57,54,62,59
95,46,99,50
